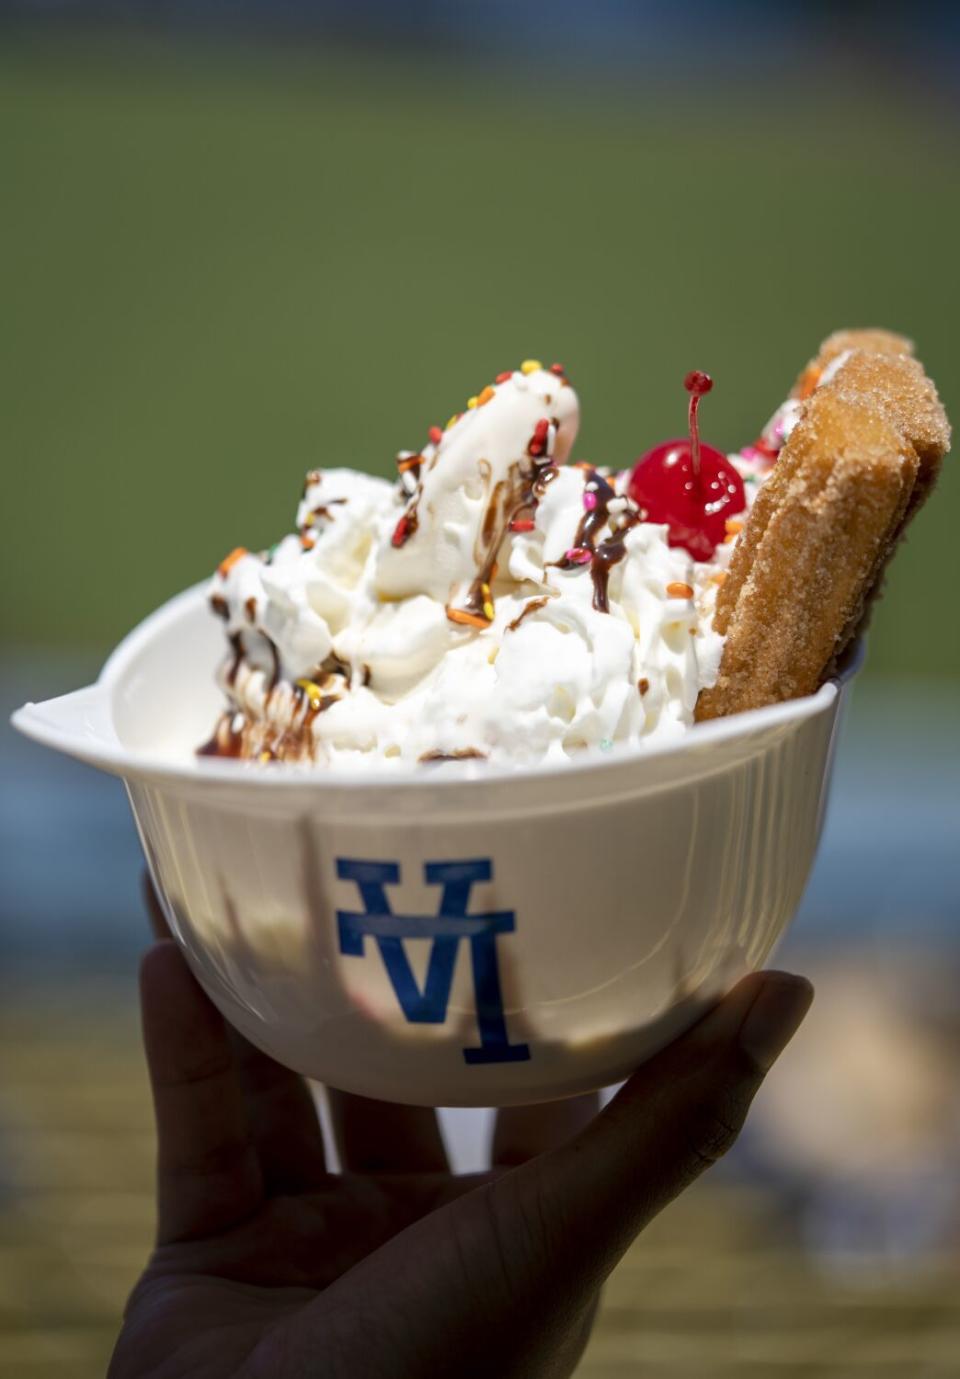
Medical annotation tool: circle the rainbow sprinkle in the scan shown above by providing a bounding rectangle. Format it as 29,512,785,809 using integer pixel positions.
217,546,248,578
565,546,592,565
446,606,491,629
295,678,324,710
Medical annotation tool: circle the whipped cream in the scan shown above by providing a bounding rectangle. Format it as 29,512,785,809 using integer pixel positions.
205,364,767,771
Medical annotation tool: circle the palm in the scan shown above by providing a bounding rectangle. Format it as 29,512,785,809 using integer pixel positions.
112,938,811,1378
145,1172,478,1287
115,1173,505,1377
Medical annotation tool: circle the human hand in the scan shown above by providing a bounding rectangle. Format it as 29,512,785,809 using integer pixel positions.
111,940,811,1379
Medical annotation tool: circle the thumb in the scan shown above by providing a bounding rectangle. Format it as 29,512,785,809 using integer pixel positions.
291,971,810,1379
523,970,813,1281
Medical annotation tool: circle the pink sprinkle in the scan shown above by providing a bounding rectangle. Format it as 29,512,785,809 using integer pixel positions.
582,491,598,511
565,546,592,565
739,445,763,463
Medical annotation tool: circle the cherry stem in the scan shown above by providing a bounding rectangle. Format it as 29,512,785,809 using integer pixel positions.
684,370,713,487
688,391,702,480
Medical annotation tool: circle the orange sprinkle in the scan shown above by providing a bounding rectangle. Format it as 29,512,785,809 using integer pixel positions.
397,454,422,472
796,365,822,400
666,581,694,599
710,571,727,585
301,534,316,550
724,518,743,535
446,606,491,630
723,533,736,544
217,546,248,577
477,385,496,407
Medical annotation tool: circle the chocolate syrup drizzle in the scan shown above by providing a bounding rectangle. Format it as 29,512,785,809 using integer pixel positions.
550,467,640,614
390,450,426,549
225,632,244,688
197,711,244,758
200,422,639,767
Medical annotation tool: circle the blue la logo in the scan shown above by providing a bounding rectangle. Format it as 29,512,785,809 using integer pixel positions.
336,858,531,1065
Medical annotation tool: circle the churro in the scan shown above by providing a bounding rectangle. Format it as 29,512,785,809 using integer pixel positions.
697,333,950,720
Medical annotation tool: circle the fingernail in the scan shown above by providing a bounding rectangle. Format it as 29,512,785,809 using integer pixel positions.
738,973,814,1071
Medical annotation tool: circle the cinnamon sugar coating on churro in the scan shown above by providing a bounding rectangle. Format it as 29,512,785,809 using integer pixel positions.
791,328,914,399
698,330,950,722
697,391,918,718
715,342,949,641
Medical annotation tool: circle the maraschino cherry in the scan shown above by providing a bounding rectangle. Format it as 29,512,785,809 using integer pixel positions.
628,370,745,561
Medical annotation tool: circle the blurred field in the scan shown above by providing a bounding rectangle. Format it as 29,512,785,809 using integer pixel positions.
1,36,958,675
2,988,959,1379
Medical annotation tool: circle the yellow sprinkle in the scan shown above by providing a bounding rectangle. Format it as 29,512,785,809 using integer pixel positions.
295,677,323,709
520,359,542,375
467,396,478,409
483,601,495,620
445,413,459,430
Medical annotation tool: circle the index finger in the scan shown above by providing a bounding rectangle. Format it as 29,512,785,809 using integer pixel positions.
141,942,263,1243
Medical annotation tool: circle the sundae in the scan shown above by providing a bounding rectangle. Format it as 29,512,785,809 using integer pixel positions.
200,334,949,769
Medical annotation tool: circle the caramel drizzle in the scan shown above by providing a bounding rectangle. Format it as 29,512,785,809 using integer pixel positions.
454,432,561,625
419,747,488,764
301,497,347,530
458,470,513,621
506,596,550,633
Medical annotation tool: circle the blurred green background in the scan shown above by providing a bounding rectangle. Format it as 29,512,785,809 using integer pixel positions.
2,35,958,676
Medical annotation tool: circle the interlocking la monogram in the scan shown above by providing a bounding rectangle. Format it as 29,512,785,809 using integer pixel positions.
336,858,530,1064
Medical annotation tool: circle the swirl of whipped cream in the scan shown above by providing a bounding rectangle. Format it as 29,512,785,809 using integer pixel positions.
202,361,781,771
211,468,394,688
